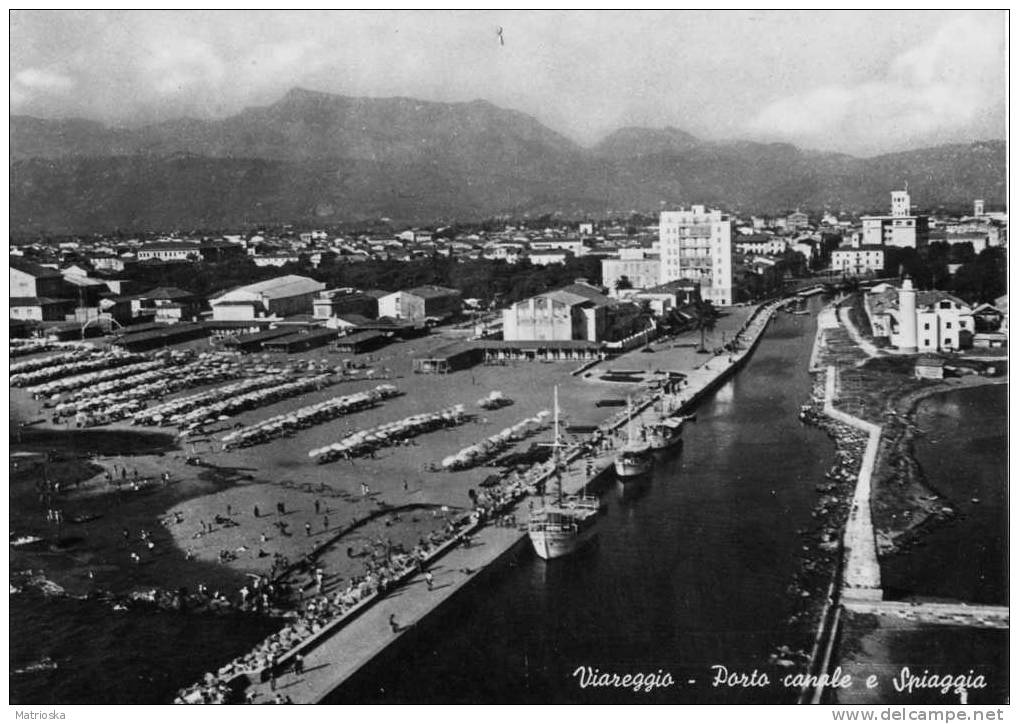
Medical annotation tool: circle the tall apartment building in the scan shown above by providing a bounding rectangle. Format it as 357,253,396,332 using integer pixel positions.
658,206,734,306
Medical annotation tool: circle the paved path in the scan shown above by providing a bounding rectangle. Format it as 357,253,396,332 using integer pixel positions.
246,523,527,703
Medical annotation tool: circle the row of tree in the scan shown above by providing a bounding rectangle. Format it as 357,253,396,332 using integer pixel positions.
880,245,1006,304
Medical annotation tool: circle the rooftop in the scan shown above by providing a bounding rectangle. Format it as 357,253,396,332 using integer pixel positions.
10,256,63,278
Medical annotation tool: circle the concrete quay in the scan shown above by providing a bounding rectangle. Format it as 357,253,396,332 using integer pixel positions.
238,299,787,704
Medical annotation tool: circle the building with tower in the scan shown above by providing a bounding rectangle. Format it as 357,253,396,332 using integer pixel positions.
864,278,974,352
860,188,929,249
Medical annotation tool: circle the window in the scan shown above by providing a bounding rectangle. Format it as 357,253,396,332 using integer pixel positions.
944,339,952,347
923,323,930,330
945,322,952,329
923,339,930,346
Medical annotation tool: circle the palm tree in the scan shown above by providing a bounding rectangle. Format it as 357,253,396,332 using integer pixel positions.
690,301,718,352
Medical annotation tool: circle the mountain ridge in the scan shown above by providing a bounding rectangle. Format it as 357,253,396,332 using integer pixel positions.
9,88,1007,233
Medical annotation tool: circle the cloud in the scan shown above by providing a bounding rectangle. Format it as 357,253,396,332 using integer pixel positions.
14,67,75,92
745,15,1004,153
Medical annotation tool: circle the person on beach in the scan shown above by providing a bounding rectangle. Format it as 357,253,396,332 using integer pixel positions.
323,516,329,531
388,613,399,633
425,571,434,590
305,523,312,537
254,505,260,518
293,653,304,676
314,500,320,514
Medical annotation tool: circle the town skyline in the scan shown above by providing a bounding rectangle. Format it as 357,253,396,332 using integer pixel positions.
10,10,1007,157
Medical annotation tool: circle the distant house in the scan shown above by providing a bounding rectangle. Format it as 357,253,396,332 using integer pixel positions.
137,241,203,262
832,245,886,277
252,252,301,267
601,253,661,291
313,290,381,320
9,297,75,322
786,211,810,230
631,280,701,316
10,256,67,298
526,250,571,266
378,286,462,323
734,234,786,256
199,239,246,262
138,286,202,324
209,275,325,321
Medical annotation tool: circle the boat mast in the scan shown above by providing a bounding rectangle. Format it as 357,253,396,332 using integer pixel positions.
627,396,634,447
553,385,563,503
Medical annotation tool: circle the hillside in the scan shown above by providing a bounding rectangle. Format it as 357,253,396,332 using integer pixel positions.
9,88,1007,233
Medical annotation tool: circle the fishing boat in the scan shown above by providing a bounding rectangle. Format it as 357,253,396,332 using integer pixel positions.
645,416,685,450
614,398,654,477
528,387,601,560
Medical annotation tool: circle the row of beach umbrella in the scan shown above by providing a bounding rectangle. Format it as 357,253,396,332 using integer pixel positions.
10,352,145,388
10,339,95,358
55,358,241,404
10,349,105,376
220,384,402,450
132,375,291,426
171,374,335,428
309,404,468,463
440,411,551,471
30,360,167,397
51,359,250,426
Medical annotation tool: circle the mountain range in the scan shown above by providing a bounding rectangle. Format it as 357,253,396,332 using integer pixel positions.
10,87,1006,234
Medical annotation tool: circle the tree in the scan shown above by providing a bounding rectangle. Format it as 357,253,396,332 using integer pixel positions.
690,301,718,352
949,247,1007,304
615,275,634,291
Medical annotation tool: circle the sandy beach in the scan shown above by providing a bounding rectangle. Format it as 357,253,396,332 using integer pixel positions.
10,307,754,609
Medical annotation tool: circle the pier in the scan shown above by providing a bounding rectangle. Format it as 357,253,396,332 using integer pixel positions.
238,299,787,703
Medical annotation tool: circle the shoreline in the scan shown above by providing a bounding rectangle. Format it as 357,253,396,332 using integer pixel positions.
872,375,1007,559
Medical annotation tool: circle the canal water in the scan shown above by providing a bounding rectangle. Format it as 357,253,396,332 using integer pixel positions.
881,383,1008,605
328,299,837,704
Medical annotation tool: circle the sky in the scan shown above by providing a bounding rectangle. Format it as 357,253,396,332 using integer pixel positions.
9,10,1008,157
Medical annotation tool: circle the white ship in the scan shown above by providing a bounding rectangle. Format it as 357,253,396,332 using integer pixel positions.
614,397,654,478
528,387,601,560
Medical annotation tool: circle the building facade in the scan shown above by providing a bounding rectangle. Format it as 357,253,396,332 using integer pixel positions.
137,242,203,262
658,206,734,305
866,279,974,352
831,245,886,277
601,253,662,291
860,189,929,249
210,275,325,321
10,257,67,298
502,290,605,342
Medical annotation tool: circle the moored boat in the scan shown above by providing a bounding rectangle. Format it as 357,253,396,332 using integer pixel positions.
614,397,653,478
528,387,601,560
646,416,685,450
